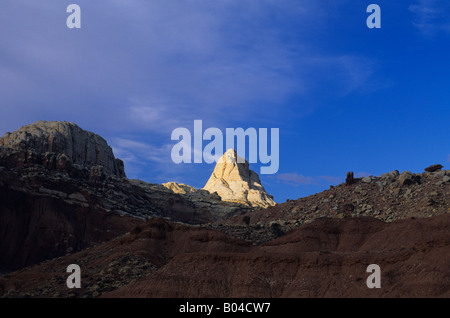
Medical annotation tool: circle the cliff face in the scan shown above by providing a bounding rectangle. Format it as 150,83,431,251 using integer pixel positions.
0,121,125,179
0,176,142,271
0,121,132,271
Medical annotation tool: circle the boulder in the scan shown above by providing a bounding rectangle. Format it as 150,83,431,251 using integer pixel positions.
162,182,197,194
379,170,399,180
362,177,372,183
425,164,443,173
398,171,420,186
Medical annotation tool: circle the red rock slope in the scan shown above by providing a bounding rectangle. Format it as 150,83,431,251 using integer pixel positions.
1,214,448,298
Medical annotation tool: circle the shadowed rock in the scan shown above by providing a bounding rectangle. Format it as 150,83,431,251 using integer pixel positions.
0,121,125,178
345,171,355,185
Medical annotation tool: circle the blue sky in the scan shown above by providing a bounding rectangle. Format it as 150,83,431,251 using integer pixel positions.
1,0,450,203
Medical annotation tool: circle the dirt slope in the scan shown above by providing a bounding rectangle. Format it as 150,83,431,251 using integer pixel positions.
2,215,448,298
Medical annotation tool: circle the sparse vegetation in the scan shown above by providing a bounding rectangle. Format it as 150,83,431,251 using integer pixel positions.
242,215,250,226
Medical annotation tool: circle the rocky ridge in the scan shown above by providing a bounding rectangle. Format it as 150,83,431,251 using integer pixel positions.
1,121,449,298
221,167,450,238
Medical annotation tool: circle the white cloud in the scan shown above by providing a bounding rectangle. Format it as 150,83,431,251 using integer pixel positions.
318,175,342,184
128,105,189,133
111,138,172,164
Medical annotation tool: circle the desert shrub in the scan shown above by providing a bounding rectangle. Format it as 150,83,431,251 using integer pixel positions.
242,215,250,226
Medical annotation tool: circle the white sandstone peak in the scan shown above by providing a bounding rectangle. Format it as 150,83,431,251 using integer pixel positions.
203,149,276,208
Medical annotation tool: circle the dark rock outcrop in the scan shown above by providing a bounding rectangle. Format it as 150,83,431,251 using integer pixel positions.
345,171,355,185
398,171,416,186
425,164,443,172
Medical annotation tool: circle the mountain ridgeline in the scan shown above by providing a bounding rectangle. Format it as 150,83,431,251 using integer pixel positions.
0,121,273,272
0,121,449,298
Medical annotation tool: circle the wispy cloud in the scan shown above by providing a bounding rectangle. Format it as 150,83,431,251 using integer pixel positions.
274,173,341,186
110,136,220,183
409,0,450,35
110,137,185,181
128,104,190,133
0,0,381,135
355,172,372,178
302,55,379,96
111,138,172,165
